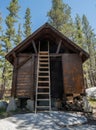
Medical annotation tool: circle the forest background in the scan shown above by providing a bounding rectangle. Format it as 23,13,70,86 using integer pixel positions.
0,0,96,90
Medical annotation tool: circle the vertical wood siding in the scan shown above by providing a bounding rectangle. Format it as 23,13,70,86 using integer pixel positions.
50,57,64,99
62,54,84,95
16,54,35,98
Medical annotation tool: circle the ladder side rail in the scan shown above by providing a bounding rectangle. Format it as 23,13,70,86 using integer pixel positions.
35,41,40,113
48,41,51,111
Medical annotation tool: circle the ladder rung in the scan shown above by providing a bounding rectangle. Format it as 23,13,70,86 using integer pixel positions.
39,71,49,73
39,62,49,65
37,92,49,94
36,106,50,108
37,99,49,101
39,58,48,60
39,67,49,69
38,81,49,83
39,55,49,57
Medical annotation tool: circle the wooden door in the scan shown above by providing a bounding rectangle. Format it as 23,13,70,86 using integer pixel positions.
50,57,63,99
62,54,84,95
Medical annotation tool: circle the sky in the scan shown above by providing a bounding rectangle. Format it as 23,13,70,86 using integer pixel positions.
0,0,96,33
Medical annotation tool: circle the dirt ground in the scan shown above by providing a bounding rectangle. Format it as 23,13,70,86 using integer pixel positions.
0,110,96,130
85,108,96,125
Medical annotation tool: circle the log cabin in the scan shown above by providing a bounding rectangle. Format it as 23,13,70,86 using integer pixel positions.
5,23,89,111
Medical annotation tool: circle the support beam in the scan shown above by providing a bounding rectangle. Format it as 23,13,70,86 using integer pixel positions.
79,51,83,57
12,52,16,59
56,40,62,54
17,55,32,69
11,53,17,97
32,40,37,53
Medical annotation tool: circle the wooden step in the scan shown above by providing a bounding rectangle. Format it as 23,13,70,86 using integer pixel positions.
39,71,49,73
39,54,49,57
38,81,49,83
37,92,49,94
39,53,48,55
39,62,49,65
39,58,48,61
37,99,49,101
39,51,48,53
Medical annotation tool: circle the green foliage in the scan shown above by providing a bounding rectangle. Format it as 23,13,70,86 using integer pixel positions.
47,0,75,38
0,0,96,91
74,14,85,48
0,0,20,89
0,12,2,32
47,0,96,87
82,15,96,87
23,8,32,38
0,12,4,83
15,24,22,45
5,0,20,45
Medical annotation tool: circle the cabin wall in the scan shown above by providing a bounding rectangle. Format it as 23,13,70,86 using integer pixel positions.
12,54,36,99
62,54,84,96
11,53,85,100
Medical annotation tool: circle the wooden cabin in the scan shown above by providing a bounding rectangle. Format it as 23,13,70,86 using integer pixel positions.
6,23,89,111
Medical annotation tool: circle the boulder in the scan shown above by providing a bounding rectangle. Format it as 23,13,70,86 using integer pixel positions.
86,87,96,99
0,101,8,110
7,97,17,112
26,99,34,111
83,96,92,112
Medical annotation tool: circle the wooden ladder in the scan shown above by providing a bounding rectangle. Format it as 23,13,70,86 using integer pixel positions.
35,42,51,113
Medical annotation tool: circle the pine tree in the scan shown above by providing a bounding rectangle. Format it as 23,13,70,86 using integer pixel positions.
0,12,5,86
74,14,85,48
0,12,2,33
5,0,20,49
23,8,32,38
82,15,96,87
1,0,20,88
47,0,74,38
0,12,3,84
15,23,22,45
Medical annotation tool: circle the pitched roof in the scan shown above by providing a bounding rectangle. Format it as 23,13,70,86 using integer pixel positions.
6,22,89,64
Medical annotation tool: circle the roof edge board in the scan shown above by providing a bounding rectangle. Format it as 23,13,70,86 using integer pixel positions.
5,22,89,63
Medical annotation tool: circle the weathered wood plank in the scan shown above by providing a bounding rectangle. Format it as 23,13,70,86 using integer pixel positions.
32,40,37,53
56,40,62,54
30,55,35,99
17,56,32,69
11,53,18,97
62,54,84,94
15,54,35,98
